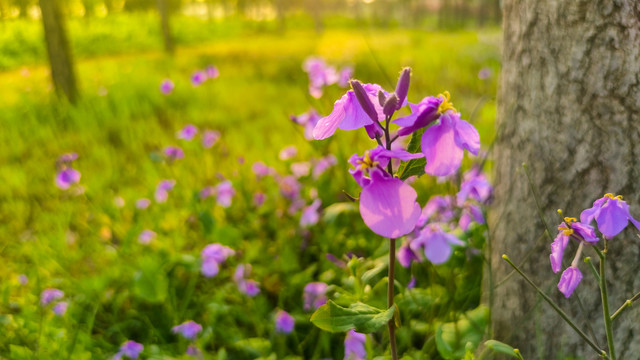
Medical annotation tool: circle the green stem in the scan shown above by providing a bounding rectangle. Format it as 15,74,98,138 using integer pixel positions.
501,255,607,358
584,257,600,283
598,249,616,359
611,291,640,321
388,238,398,360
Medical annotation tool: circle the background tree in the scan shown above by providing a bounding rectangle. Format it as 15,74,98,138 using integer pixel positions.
490,0,640,358
39,0,78,103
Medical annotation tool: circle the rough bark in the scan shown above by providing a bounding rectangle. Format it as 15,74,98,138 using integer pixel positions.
39,0,78,103
490,1,640,359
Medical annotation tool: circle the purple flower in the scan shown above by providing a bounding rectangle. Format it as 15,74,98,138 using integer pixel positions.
155,179,175,203
550,218,597,273
344,330,366,360
312,155,337,179
580,193,640,238
279,145,298,160
411,224,465,264
337,66,353,87
202,243,235,264
421,110,480,176
53,301,68,316
418,195,455,226
191,71,207,86
200,186,215,199
292,109,322,140
278,175,301,201
135,198,151,209
117,341,143,359
160,79,174,94
558,266,583,298
458,204,484,231
41,288,64,306
407,276,417,289
300,199,322,227
172,321,203,340
457,168,492,205
177,124,198,140
55,167,81,189
215,181,235,208
291,162,311,178
202,129,221,148
303,282,328,311
478,68,492,80
312,83,387,140
163,146,184,161
58,152,78,163
349,147,423,238
205,65,219,79
397,240,419,268
138,230,156,245
251,161,272,178
303,57,339,98
186,345,202,358
393,96,441,136
275,310,295,334
19,274,28,285
234,265,260,297
253,192,267,207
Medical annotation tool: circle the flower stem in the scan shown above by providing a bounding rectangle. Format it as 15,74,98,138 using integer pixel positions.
388,238,398,360
501,254,607,358
597,247,616,360
611,291,640,321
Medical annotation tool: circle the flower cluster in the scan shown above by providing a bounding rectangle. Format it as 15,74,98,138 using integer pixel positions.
201,243,235,278
550,194,640,297
41,288,68,316
191,65,219,87
233,264,260,297
55,152,81,190
302,56,352,98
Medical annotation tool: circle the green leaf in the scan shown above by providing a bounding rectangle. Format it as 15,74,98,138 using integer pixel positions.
396,128,426,180
435,305,489,359
322,202,357,223
484,340,522,359
132,259,168,303
310,300,395,333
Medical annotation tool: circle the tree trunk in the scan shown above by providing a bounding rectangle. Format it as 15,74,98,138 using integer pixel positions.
39,0,78,103
490,1,640,358
157,0,174,54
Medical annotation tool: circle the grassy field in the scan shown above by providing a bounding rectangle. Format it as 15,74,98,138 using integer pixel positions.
0,16,500,359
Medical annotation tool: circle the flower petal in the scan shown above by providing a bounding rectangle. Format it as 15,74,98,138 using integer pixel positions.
596,198,629,237
421,118,463,176
453,117,480,155
313,96,346,140
558,266,582,298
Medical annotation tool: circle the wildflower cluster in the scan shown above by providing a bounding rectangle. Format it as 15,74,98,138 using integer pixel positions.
302,56,352,98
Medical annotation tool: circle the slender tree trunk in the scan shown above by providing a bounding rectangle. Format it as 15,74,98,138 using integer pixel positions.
39,0,78,103
157,0,174,54
490,1,640,358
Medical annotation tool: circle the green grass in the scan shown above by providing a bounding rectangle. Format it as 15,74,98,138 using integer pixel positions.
0,18,500,359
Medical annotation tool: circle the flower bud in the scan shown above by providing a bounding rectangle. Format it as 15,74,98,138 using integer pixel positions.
395,67,411,108
377,90,386,107
350,80,379,123
383,93,399,117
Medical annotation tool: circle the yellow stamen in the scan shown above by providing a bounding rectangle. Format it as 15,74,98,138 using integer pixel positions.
604,193,623,200
557,209,563,215
356,150,379,171
563,217,577,225
558,225,574,236
437,91,457,114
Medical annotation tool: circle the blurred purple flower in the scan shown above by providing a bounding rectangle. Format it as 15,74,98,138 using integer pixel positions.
279,145,298,161
457,168,492,205
251,161,272,178
303,57,339,98
275,310,295,334
202,129,221,148
205,65,219,79
19,274,28,285
291,109,321,140
411,224,464,264
155,179,176,203
160,79,174,94
58,152,78,163
253,192,267,207
312,155,337,179
191,71,206,86
234,265,260,297
407,276,417,289
41,288,64,306
580,193,640,238
55,168,81,189
458,204,484,231
114,340,144,360
200,186,215,199
291,162,311,178
135,198,151,209
172,321,203,340
300,199,322,227
53,301,68,316
397,240,419,268
418,195,455,227
344,330,366,360
338,66,353,87
177,124,198,140
303,282,328,311
186,345,202,358
202,243,235,264
215,181,235,208
478,68,492,80
163,146,184,161
278,176,301,201
558,266,582,298
138,230,156,245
